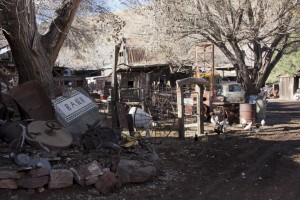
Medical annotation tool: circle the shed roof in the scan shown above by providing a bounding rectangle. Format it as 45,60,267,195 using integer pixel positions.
117,63,170,73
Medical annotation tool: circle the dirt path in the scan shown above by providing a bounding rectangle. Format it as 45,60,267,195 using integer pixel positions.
2,99,300,200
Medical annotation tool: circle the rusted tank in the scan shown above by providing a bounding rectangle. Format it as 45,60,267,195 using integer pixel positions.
239,103,256,124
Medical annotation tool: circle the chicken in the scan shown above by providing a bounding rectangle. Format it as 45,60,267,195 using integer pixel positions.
261,119,266,127
243,122,252,131
194,134,199,142
210,114,218,126
240,117,248,128
253,119,266,133
224,109,239,125
210,112,229,135
242,119,265,134
214,119,229,135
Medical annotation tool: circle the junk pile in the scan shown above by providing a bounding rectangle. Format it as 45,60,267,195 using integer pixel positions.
0,81,159,195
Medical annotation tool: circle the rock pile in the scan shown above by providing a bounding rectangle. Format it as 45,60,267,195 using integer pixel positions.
0,132,159,196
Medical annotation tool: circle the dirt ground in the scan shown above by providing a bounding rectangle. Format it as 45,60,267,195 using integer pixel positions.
2,99,300,200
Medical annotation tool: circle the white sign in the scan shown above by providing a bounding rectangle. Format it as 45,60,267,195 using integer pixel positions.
56,93,92,116
53,90,97,123
184,98,194,105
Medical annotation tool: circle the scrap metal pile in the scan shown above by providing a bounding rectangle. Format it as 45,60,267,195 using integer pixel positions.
0,81,159,195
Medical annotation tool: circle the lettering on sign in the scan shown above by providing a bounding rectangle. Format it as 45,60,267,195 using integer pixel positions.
53,90,97,123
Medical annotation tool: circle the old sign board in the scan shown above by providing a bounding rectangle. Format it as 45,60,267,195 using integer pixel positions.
52,88,101,135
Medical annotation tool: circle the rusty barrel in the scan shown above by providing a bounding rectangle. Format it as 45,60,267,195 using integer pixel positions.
239,103,256,124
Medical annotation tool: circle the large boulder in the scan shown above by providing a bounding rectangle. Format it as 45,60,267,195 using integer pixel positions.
116,159,156,184
0,179,17,189
48,169,73,189
16,167,50,189
70,160,104,186
95,171,120,195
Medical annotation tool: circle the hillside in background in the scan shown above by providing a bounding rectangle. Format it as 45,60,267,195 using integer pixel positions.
0,6,298,82
56,7,230,70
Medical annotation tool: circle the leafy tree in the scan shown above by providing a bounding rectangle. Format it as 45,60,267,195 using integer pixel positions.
267,47,300,84
124,0,300,98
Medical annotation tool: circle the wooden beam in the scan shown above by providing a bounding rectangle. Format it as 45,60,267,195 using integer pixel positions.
111,44,121,128
177,77,207,88
176,77,207,140
196,84,204,135
176,85,184,140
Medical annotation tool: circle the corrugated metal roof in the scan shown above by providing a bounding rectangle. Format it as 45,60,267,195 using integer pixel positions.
127,47,146,65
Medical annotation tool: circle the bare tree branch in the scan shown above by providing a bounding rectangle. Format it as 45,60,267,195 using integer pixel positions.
131,0,300,95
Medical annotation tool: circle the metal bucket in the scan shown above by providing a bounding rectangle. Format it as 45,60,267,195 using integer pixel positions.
256,100,266,121
240,103,256,124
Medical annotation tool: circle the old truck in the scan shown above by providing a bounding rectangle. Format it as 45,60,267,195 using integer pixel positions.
216,81,245,103
184,80,245,123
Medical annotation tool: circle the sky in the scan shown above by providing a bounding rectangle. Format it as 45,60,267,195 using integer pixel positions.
107,0,127,11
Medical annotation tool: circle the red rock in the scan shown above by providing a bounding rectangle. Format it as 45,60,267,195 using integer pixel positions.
78,160,103,182
69,167,84,186
17,176,49,189
28,168,49,178
48,169,73,189
115,175,123,189
85,176,99,185
95,171,117,195
0,179,17,189
0,170,22,179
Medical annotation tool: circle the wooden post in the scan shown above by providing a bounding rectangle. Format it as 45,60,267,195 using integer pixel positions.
177,84,184,140
196,84,204,135
210,44,215,94
176,78,207,139
111,44,120,128
143,73,151,111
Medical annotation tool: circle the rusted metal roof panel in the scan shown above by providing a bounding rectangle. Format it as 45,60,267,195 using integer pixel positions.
10,80,55,120
127,47,146,65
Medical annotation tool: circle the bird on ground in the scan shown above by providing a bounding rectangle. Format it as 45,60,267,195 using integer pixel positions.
220,119,229,133
210,117,217,126
261,119,266,127
224,110,239,125
214,118,229,135
253,119,266,134
194,134,199,142
243,121,253,131
210,114,218,126
255,119,266,128
242,119,265,134
240,117,248,129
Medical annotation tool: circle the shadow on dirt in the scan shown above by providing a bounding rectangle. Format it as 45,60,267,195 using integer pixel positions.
266,100,300,125
148,131,300,200
1,100,300,200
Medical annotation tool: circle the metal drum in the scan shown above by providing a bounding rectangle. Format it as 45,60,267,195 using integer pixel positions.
239,103,256,124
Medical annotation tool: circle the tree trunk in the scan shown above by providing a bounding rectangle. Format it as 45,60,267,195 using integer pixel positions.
5,31,55,96
0,0,82,97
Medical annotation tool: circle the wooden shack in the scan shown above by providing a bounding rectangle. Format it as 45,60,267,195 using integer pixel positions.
116,38,191,103
279,74,300,100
